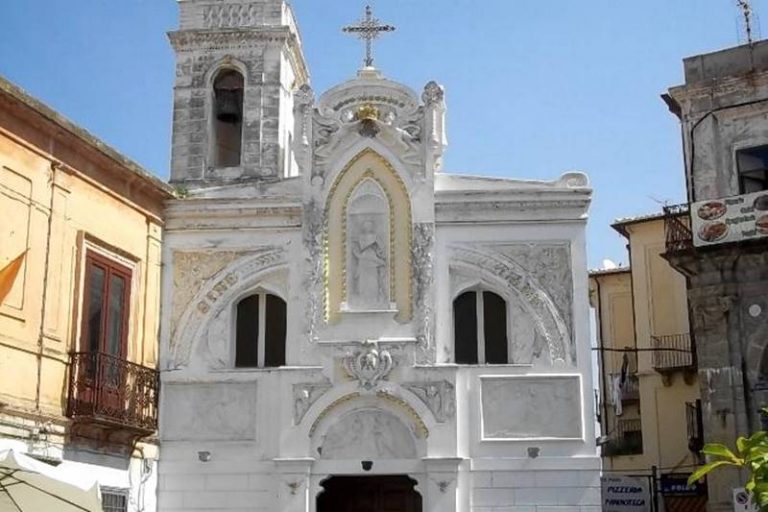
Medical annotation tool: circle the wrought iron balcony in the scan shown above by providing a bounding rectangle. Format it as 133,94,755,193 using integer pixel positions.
66,351,158,437
602,418,643,456
651,333,696,375
663,203,693,254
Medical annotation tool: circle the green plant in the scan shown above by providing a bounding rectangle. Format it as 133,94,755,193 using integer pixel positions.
688,429,768,511
173,185,189,198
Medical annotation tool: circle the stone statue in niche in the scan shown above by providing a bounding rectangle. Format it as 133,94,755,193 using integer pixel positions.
347,179,390,310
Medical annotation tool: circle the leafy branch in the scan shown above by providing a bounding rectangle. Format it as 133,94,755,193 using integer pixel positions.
689,426,768,511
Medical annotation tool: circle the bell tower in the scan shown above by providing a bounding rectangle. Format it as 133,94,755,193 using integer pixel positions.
168,0,309,185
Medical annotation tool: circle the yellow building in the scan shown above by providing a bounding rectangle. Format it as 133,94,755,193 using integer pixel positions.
590,213,705,512
0,75,172,511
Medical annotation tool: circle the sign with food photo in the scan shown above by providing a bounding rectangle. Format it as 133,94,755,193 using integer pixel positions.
691,191,768,247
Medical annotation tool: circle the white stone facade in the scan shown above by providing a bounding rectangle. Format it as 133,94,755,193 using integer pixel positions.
159,2,600,511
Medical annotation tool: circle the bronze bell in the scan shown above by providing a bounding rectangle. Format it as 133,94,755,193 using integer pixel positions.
215,88,242,124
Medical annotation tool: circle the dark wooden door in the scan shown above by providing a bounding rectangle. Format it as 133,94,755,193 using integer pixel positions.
317,475,421,512
79,252,132,415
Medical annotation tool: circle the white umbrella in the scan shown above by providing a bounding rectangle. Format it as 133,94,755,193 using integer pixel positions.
0,449,102,511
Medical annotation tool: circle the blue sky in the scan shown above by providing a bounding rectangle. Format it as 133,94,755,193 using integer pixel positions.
0,1,763,267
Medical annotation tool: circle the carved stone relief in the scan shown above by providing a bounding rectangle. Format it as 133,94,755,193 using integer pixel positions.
203,3,264,29
171,251,246,338
302,196,324,343
293,381,333,425
324,150,413,323
347,180,390,310
481,376,582,439
412,222,435,361
450,245,572,366
493,243,573,342
170,247,287,368
404,381,455,423
163,383,258,441
311,79,425,178
343,340,394,390
293,84,314,175
319,409,417,459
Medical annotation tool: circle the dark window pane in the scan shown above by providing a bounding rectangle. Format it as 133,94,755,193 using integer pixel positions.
105,274,126,357
737,146,768,193
86,264,106,353
264,294,286,367
483,291,508,364
453,291,478,364
236,295,260,367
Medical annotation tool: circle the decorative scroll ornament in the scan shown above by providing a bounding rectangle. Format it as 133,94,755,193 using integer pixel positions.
343,340,394,390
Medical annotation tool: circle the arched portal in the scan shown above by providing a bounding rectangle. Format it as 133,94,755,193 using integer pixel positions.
317,475,422,512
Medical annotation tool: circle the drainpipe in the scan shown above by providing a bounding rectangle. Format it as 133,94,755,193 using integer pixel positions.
34,161,59,411
594,277,611,466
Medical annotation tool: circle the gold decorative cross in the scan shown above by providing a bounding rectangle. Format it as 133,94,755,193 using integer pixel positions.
342,5,395,68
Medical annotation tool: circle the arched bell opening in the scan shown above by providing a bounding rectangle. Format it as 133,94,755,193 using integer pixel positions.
212,68,244,168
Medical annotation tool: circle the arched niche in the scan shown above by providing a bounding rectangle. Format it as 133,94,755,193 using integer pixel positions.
308,391,428,460
346,179,391,310
325,149,412,323
319,408,417,459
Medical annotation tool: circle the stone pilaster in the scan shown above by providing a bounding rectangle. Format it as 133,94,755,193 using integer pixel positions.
275,457,315,512
421,457,463,512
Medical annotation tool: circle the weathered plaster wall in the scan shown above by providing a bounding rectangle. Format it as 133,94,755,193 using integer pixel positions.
0,79,169,512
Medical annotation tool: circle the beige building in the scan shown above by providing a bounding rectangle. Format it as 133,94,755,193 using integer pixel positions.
590,213,704,511
0,75,173,511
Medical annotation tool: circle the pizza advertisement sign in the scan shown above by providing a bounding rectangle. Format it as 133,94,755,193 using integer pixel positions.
691,190,768,247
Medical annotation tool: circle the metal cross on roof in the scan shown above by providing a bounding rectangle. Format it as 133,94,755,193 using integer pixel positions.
342,5,395,68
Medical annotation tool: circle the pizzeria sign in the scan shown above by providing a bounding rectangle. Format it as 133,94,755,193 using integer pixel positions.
691,190,768,247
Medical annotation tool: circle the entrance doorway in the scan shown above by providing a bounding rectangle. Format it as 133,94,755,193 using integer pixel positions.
317,475,422,512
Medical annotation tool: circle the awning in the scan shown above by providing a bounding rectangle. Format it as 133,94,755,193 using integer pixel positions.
0,448,102,511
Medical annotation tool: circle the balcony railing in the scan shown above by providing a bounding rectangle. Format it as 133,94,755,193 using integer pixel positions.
602,418,643,456
651,333,695,372
663,203,693,254
66,351,159,435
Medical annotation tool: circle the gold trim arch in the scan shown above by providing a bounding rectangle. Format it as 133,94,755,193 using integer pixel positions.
324,149,412,323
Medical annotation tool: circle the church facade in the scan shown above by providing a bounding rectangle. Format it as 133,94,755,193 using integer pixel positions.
158,1,600,511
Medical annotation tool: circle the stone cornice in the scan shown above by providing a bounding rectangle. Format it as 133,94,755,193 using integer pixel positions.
435,188,591,223
168,27,309,86
165,198,303,231
667,72,768,114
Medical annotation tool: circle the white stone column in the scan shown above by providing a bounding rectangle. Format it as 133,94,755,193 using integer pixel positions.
275,457,315,512
421,457,464,512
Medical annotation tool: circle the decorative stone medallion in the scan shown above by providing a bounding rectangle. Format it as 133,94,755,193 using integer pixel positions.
343,340,394,390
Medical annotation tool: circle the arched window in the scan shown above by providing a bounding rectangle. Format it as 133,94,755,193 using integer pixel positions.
235,293,286,368
212,69,244,168
453,290,508,364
